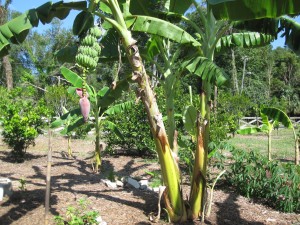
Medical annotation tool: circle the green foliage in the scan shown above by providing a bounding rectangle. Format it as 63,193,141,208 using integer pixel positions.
104,97,155,156
211,92,253,140
1,88,49,161
0,1,87,57
18,178,27,191
225,147,300,213
45,85,77,117
54,198,99,225
145,170,162,188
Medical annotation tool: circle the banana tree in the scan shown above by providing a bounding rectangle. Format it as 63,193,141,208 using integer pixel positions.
237,107,293,161
51,67,131,171
2,0,300,223
206,1,300,166
51,106,82,158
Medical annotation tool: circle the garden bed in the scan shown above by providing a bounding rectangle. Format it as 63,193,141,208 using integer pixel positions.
0,135,299,225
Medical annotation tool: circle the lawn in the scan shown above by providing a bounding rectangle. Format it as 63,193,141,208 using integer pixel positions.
227,128,298,161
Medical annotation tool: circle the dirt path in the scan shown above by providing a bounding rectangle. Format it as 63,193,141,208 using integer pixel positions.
0,136,299,225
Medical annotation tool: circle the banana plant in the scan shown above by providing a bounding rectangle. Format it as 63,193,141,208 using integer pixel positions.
51,106,83,158
51,67,131,172
2,0,300,223
237,107,294,162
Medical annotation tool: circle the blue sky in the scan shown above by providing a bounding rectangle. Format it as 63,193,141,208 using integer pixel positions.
8,0,298,49
10,0,80,31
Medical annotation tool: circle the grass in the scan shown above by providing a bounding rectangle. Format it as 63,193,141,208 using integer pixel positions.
227,128,298,161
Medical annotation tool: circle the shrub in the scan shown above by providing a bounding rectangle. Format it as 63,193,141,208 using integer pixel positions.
224,147,300,213
54,198,99,225
104,98,155,156
1,96,49,162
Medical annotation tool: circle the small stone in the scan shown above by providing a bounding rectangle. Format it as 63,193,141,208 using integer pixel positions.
153,187,159,192
266,218,276,222
116,180,123,187
139,180,148,190
101,179,117,189
0,178,13,201
127,177,140,189
96,216,102,222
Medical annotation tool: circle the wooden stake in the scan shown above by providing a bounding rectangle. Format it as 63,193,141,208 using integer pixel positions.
45,129,52,225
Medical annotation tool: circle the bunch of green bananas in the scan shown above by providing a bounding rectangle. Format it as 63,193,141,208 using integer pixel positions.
75,26,102,70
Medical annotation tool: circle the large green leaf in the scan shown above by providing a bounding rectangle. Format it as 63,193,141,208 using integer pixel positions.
183,105,197,136
208,0,300,21
233,18,280,37
105,101,133,115
280,17,300,55
60,67,83,88
60,117,86,135
261,107,293,129
127,15,201,47
99,28,125,60
98,78,130,109
182,56,227,86
237,127,262,134
72,11,94,36
0,1,87,57
103,120,124,140
216,32,274,52
129,0,192,17
55,46,78,63
260,112,272,131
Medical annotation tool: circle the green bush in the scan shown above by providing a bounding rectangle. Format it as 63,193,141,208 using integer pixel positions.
225,147,300,213
54,198,99,225
44,85,77,117
1,90,49,161
104,99,155,156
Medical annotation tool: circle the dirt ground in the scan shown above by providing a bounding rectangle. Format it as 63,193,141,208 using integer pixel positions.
0,135,299,225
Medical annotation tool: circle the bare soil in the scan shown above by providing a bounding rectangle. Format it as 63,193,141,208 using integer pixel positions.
0,135,299,225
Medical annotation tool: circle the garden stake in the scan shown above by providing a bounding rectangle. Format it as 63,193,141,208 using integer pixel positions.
44,129,52,225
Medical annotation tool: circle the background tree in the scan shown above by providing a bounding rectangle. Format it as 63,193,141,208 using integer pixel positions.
0,0,13,90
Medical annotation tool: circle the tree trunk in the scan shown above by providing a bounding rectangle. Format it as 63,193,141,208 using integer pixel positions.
2,55,13,90
124,41,186,222
94,109,101,172
241,56,248,93
268,131,272,161
295,137,299,165
189,87,210,219
231,49,239,94
266,60,273,99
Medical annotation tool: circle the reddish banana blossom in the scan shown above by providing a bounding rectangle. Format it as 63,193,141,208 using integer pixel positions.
76,88,90,122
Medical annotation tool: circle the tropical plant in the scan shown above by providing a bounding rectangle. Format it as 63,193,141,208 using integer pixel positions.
54,198,100,225
2,0,300,222
237,107,296,163
226,146,300,213
51,67,131,172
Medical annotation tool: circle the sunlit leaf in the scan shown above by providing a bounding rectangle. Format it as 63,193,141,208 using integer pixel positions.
0,1,87,57
261,107,293,129
183,105,197,136
208,0,300,21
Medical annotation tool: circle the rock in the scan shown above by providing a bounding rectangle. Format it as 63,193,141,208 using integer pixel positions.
127,177,140,189
0,178,13,201
96,216,107,225
139,180,148,190
266,218,276,222
153,187,159,192
116,180,123,187
101,179,117,189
